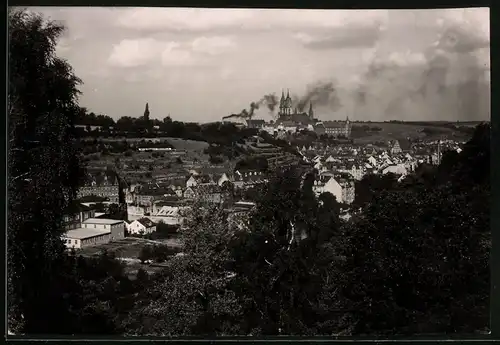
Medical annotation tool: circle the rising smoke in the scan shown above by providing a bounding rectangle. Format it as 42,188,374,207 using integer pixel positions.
227,16,489,122
223,93,278,119
294,81,342,112
351,20,490,121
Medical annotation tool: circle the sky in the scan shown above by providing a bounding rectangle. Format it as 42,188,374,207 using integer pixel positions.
30,7,490,123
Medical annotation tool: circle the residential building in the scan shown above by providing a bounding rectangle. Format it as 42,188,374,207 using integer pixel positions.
77,171,120,203
63,202,96,231
126,218,157,235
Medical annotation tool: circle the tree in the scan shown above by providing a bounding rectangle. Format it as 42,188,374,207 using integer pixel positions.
228,167,342,335
138,246,153,264
125,201,243,336
337,124,490,335
8,9,85,333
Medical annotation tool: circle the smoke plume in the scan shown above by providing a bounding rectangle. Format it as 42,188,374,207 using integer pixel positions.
351,19,490,121
224,93,278,120
294,81,342,112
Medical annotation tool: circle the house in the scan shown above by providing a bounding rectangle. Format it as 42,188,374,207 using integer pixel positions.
348,164,365,181
127,217,157,235
390,140,403,155
217,173,231,186
313,174,355,204
82,218,125,241
196,184,223,204
186,175,198,188
77,170,120,203
150,206,187,225
183,187,197,199
63,202,96,231
382,164,408,177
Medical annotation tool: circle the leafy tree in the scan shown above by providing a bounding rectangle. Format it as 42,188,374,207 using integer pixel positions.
138,246,153,264
338,124,490,335
8,9,85,333
125,201,243,336
228,167,342,335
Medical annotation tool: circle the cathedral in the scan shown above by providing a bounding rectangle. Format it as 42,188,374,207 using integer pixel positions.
276,89,316,125
275,88,352,138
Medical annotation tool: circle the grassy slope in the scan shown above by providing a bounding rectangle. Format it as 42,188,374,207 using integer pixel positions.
352,122,473,144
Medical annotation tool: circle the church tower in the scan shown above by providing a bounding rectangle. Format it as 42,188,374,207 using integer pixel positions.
279,90,285,116
308,102,314,119
345,116,351,138
144,102,150,121
278,88,293,117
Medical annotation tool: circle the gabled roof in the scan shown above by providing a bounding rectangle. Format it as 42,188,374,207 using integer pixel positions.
136,217,156,228
65,201,92,215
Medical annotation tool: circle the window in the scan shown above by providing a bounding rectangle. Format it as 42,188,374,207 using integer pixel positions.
94,224,96,228
104,225,106,229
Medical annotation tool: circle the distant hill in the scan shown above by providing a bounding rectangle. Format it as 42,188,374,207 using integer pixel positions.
350,121,479,144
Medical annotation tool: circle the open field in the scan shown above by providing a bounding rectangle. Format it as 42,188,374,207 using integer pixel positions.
351,122,475,144
164,137,209,151
79,237,183,259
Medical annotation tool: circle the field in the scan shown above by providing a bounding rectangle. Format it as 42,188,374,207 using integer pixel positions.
78,237,184,278
165,137,209,152
80,237,181,257
351,122,476,144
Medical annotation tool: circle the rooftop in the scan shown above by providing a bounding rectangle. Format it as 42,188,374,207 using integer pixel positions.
64,227,111,240
83,218,124,225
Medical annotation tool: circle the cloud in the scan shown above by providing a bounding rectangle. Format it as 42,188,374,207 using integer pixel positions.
295,22,384,50
108,37,222,68
115,8,255,32
161,42,198,66
191,36,235,55
108,38,162,67
113,8,388,33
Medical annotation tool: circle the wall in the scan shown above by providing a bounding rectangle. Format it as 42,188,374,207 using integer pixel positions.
110,222,125,240
323,178,343,203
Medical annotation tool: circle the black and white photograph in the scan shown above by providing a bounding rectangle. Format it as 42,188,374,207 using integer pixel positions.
7,6,490,337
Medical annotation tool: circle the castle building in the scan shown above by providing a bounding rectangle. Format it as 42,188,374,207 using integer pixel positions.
313,117,351,138
276,89,316,126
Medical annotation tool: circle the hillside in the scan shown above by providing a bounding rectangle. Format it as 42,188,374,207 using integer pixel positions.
351,121,478,144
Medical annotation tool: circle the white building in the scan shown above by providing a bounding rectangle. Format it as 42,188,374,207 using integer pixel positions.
150,206,187,225
126,218,157,235
217,173,231,186
82,218,125,241
63,228,111,250
382,164,408,177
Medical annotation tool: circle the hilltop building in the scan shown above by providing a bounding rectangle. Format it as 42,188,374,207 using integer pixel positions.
276,89,316,126
314,118,351,138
